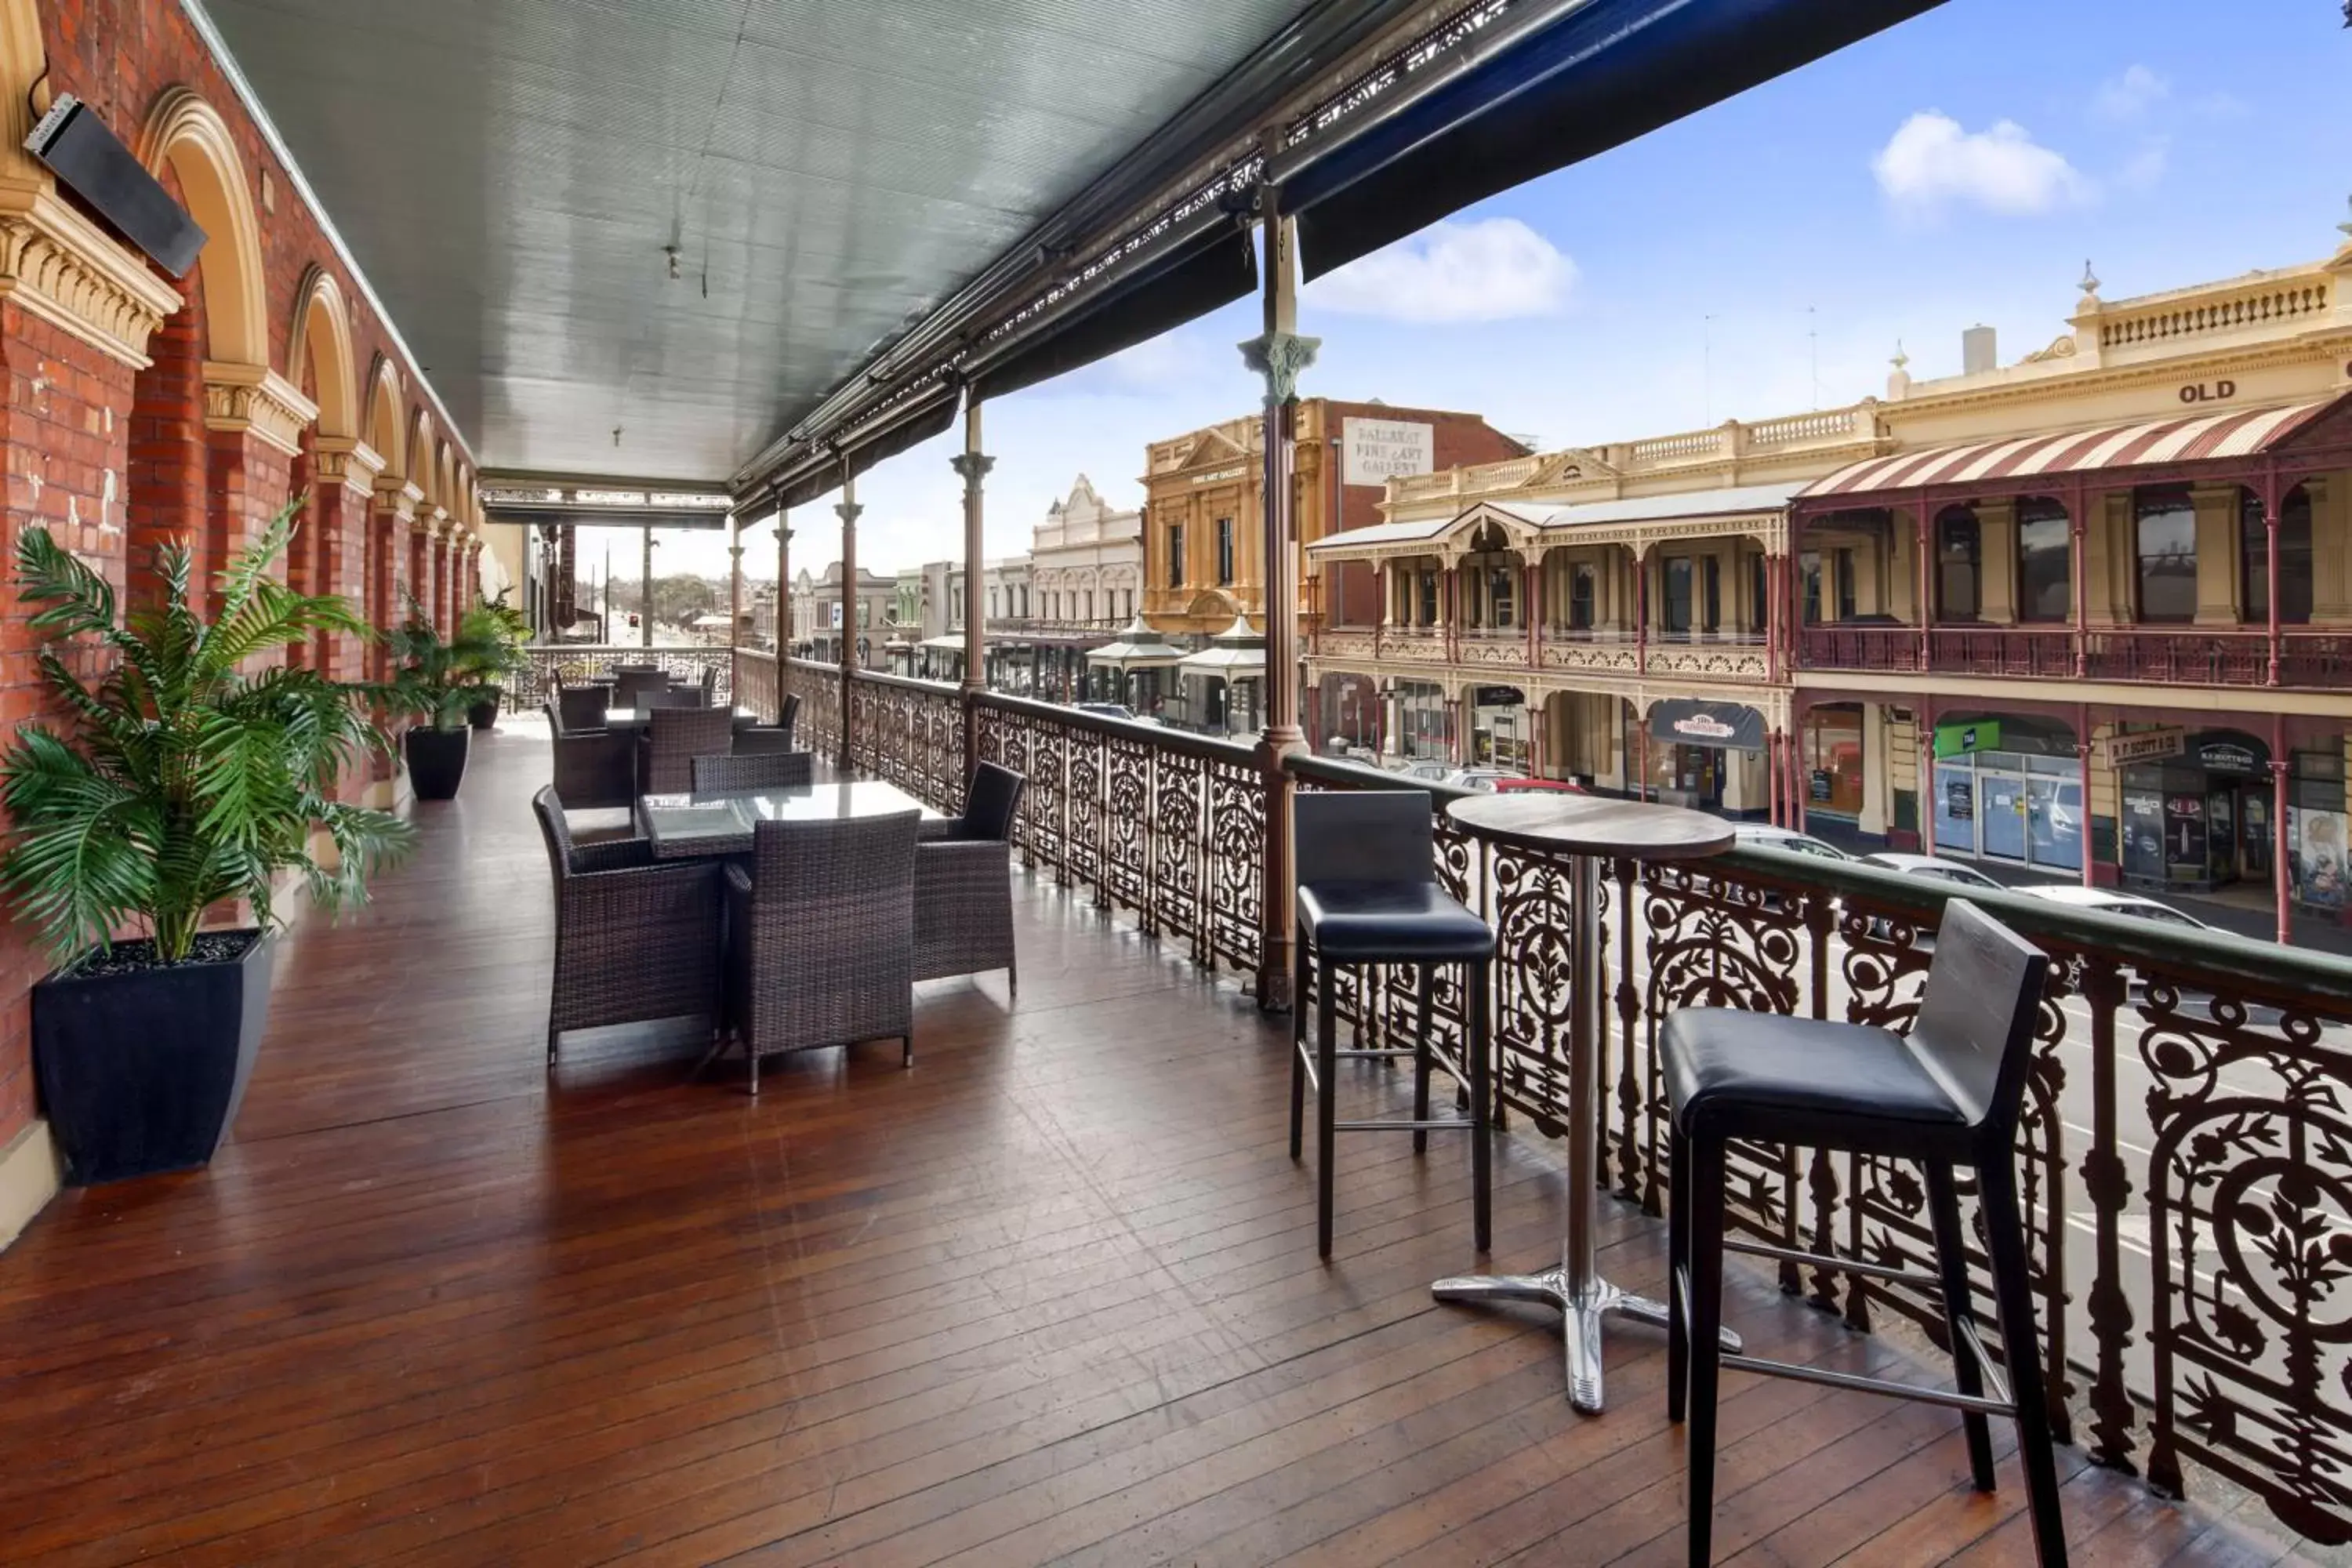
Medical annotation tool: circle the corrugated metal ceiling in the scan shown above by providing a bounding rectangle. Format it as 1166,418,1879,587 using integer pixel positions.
198,0,1323,480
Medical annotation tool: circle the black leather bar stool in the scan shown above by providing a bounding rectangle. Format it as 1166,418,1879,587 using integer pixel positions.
1290,789,1494,1259
1664,898,2067,1566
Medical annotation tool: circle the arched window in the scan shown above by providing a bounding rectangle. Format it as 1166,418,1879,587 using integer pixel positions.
2015,496,2071,623
2241,485,2314,626
1935,506,1980,621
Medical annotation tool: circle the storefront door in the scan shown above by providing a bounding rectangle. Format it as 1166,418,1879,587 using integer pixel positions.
1934,762,1977,855
2026,775,2082,873
1982,770,2028,861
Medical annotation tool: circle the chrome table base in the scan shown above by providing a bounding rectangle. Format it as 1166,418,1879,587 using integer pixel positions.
1432,1262,1739,1414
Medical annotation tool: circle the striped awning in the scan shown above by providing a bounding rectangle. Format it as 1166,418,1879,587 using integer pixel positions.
1802,398,2339,500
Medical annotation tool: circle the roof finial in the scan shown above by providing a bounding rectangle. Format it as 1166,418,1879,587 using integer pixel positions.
2078,259,2100,296
1890,339,1908,372
2338,194,2352,241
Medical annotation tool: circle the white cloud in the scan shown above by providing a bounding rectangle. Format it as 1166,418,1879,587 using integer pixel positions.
1870,112,2093,219
1306,217,1576,324
2093,64,2169,122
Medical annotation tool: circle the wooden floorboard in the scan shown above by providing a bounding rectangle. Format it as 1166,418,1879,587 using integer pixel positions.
0,723,2316,1565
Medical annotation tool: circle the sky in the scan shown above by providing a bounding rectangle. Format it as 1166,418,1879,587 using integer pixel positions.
597,0,2352,586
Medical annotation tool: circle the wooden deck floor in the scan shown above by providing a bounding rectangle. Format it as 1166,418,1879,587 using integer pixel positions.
0,724,2316,1566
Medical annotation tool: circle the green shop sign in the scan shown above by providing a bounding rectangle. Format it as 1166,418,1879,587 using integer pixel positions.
1934,720,2002,759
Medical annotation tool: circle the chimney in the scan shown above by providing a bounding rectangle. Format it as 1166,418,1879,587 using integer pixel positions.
1962,324,1998,376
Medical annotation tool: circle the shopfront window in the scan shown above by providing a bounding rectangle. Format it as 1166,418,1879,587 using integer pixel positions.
1167,524,1185,588
2016,497,2071,623
2241,485,2314,626
1834,549,1857,621
1702,557,1722,633
1748,554,1766,635
1936,506,1980,621
1486,564,1515,629
1214,517,1234,586
1802,705,1865,819
1800,551,1822,625
2135,486,2198,623
1417,568,1439,626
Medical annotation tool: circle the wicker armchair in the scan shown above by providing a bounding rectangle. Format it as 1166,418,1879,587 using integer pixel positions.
721,811,920,1091
733,724,796,756
554,730,637,809
614,670,670,709
699,666,719,705
555,685,609,734
642,706,735,794
692,750,812,794
913,762,1027,990
532,786,723,1065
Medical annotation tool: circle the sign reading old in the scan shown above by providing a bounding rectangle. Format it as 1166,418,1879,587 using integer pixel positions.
1342,418,1435,486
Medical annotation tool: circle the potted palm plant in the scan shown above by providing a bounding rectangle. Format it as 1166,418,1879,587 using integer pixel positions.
2,506,414,1185
463,591,532,731
386,602,508,800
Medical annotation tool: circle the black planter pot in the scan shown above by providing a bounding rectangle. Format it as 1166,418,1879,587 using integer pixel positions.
33,931,274,1185
467,688,502,731
405,724,471,800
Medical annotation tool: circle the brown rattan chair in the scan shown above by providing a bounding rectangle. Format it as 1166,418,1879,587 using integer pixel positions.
555,685,609,734
717,811,920,1092
913,763,1025,991
642,706,734,794
692,750,813,794
732,724,796,756
644,686,708,710
614,669,670,709
532,786,724,1065
699,666,719,705
554,730,637,809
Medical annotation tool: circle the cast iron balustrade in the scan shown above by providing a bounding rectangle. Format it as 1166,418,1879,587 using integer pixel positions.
524,644,734,703
739,649,2352,1546
1801,623,2352,689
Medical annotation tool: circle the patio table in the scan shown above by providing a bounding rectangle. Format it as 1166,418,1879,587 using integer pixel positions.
1432,793,1737,1414
637,779,941,860
601,704,764,737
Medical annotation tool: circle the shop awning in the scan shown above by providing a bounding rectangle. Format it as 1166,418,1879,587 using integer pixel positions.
1087,616,1185,667
1649,699,1764,753
1178,615,1268,676
1801,398,2339,501
1308,482,1804,564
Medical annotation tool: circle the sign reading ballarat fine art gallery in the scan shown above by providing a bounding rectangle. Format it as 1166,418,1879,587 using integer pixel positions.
1342,419,1435,485
1649,700,1764,753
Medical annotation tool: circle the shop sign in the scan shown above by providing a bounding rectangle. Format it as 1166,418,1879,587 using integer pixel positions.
2198,740,2264,775
1650,699,1764,753
2177,379,2237,405
1944,777,1974,821
2097,727,2186,768
1189,465,1247,485
2294,807,2348,909
1933,720,2001,759
1342,419,1435,485
1810,770,1833,803
1472,685,1523,708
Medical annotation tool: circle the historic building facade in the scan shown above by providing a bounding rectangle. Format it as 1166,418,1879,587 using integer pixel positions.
1307,216,2352,928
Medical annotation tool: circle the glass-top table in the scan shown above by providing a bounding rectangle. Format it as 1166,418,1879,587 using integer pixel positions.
637,779,942,859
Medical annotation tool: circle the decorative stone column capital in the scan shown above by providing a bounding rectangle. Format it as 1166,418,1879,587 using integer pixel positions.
950,451,996,483
201,361,317,457
313,436,387,499
1238,331,1320,406
836,501,864,525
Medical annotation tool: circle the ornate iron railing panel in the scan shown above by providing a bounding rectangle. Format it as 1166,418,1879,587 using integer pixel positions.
731,649,779,724
526,644,732,702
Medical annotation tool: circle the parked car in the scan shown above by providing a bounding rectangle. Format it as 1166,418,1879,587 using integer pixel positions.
1732,824,1853,861
2013,883,2217,932
1392,759,1457,785
1856,851,2004,891
1495,776,1587,795
1075,701,1134,720
1445,768,1526,793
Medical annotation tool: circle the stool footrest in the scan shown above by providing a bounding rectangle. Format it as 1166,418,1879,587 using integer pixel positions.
1725,1236,1947,1296
1717,1352,2017,1417
1334,1117,1481,1133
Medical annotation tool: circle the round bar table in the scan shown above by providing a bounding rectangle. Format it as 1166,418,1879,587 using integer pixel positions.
1433,793,1737,1414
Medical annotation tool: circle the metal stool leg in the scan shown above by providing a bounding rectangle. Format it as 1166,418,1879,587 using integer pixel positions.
1316,959,1338,1258
1290,934,1310,1163
1926,1160,1998,1492
1980,1156,2071,1567
1667,1122,1690,1424
1468,958,1490,1253
1685,1133,1727,1568
1412,964,1435,1155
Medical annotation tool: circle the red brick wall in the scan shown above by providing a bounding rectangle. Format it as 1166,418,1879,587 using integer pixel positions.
0,4,478,1156
1312,401,1526,627
0,303,140,1142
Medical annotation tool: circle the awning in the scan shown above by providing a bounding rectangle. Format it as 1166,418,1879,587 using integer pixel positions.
1087,615,1185,667
1802,398,2338,501
1178,615,1268,675
1287,0,1944,283
1649,699,1764,753
1308,481,1803,561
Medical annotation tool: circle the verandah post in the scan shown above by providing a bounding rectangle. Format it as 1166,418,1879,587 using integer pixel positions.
953,396,993,795
838,472,860,772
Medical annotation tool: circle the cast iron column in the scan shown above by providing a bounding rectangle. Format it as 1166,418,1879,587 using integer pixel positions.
641,527,655,648
838,476,861,772
727,515,743,650
1239,189,1318,1013
953,401,994,789
775,512,790,652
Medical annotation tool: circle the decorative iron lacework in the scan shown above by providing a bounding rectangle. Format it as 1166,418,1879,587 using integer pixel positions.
1278,0,1519,151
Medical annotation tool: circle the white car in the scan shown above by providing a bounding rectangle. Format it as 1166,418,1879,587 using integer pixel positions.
1857,852,2004,891
1445,768,1526,793
1732,824,1853,861
2013,884,2217,932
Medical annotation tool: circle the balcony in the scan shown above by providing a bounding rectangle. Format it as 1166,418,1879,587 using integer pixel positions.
1799,623,2352,688
1,666,2339,1559
1316,627,1773,684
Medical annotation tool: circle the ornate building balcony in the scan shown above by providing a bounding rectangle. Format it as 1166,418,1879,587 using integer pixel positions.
1798,622,2352,688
